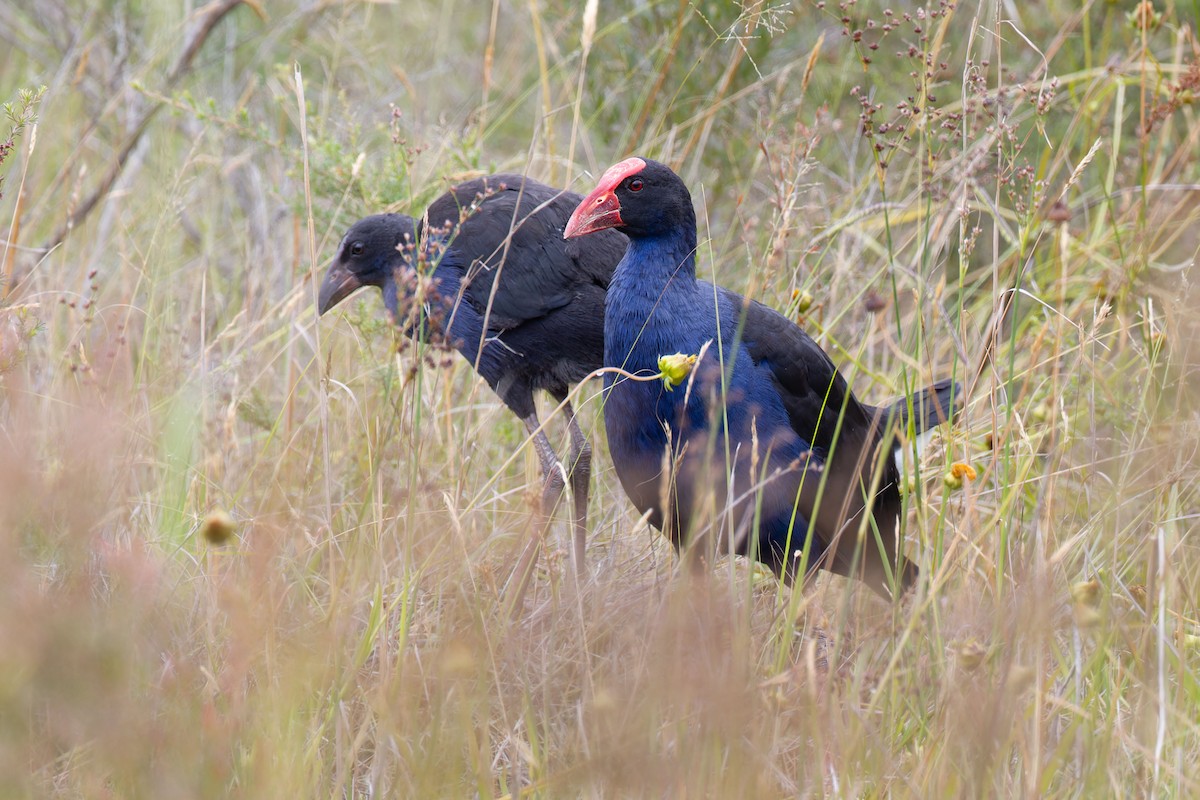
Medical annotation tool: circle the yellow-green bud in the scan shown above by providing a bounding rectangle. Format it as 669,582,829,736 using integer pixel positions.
658,353,698,391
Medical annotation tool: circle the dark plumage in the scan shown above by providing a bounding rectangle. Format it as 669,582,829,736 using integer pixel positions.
564,157,958,596
318,174,627,591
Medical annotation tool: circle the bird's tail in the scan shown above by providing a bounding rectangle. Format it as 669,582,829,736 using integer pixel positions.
887,378,961,436
870,378,961,468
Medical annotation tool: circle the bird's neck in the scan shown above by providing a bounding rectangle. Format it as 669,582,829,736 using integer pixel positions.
605,226,703,374
610,226,699,301
381,266,481,355
381,276,400,319
627,220,698,279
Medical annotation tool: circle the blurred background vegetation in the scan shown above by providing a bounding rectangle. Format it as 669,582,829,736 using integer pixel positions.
2,0,1199,796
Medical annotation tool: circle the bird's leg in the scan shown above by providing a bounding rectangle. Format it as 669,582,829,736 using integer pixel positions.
505,413,567,617
563,400,591,581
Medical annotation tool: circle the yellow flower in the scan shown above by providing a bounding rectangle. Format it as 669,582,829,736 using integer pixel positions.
943,462,977,490
658,353,698,391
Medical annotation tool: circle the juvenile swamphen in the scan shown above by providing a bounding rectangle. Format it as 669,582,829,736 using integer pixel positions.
564,157,957,596
318,175,627,583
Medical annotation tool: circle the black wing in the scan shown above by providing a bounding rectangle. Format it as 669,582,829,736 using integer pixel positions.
735,293,915,592
734,295,877,449
420,174,625,332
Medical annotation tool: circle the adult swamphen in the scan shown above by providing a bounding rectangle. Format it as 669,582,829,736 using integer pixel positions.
318,174,627,589
564,157,958,596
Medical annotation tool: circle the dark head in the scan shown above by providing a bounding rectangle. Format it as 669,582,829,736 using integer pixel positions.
317,214,417,315
563,158,694,240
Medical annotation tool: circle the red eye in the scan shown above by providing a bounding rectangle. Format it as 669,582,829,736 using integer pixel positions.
628,177,644,192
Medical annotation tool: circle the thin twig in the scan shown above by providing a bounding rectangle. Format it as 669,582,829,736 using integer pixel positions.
38,0,250,254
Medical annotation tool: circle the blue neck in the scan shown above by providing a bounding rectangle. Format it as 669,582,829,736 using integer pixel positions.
609,227,700,304
623,224,698,281
605,227,702,376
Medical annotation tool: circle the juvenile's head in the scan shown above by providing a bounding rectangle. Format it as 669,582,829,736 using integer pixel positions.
317,214,417,315
563,158,693,240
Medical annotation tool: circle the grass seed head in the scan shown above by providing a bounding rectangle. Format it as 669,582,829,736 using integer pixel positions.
1127,1,1162,31
1070,580,1102,608
954,639,987,671
200,510,236,546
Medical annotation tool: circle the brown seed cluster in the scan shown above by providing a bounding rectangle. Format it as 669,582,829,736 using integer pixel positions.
1145,60,1199,134
838,1,958,171
391,238,459,381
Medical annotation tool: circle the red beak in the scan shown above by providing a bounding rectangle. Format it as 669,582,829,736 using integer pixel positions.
564,156,648,239
564,190,622,238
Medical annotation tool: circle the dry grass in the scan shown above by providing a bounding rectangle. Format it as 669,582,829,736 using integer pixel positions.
2,0,1199,796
